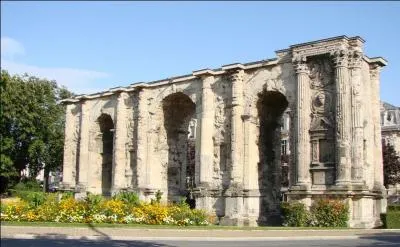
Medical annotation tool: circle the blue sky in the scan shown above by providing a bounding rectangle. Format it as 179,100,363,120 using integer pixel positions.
1,1,399,105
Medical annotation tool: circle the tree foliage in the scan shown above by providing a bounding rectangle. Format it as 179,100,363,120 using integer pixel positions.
382,140,400,187
0,70,73,192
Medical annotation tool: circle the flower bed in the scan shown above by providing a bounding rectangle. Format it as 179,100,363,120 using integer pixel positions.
1,192,212,226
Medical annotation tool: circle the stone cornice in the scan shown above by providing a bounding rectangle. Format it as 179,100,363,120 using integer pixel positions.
61,35,384,102
364,56,388,67
221,63,245,71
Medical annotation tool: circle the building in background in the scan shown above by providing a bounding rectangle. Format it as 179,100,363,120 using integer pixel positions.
381,101,400,196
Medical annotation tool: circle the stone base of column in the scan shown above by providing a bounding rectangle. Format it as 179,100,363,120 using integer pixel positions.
139,187,167,203
372,183,386,193
219,215,246,226
349,196,385,228
73,183,87,200
333,182,352,191
60,182,74,191
351,183,369,192
290,183,311,191
195,196,213,214
110,187,123,196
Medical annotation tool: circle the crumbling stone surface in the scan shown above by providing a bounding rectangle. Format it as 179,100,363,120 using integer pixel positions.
62,36,387,228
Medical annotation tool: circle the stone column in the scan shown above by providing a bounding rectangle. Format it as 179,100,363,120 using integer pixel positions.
332,49,352,187
111,91,129,194
62,103,77,190
230,69,245,185
349,50,365,186
292,55,311,189
220,68,245,226
77,100,90,193
136,88,149,199
370,64,384,190
199,75,215,187
242,113,260,226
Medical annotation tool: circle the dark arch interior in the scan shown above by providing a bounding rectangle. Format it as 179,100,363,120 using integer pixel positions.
98,113,114,197
162,93,196,205
257,90,288,225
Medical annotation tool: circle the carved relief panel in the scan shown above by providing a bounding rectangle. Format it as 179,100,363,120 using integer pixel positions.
308,55,336,186
212,76,232,189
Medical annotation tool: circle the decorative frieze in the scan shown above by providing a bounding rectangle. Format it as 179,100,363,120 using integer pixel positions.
307,56,336,186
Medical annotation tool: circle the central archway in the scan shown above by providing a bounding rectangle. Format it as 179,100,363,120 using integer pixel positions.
97,113,114,197
162,92,196,203
257,90,288,225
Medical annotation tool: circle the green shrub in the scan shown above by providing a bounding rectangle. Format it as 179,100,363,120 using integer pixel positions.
9,180,43,200
113,191,139,206
150,190,163,205
85,193,103,206
281,201,309,227
309,199,349,227
12,180,42,192
60,191,74,200
27,192,46,208
388,205,400,211
382,206,400,229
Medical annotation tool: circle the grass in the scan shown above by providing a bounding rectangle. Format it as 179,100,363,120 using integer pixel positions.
1,221,351,230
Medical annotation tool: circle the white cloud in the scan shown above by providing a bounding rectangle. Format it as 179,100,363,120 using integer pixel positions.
1,37,25,60
0,37,110,94
1,59,110,94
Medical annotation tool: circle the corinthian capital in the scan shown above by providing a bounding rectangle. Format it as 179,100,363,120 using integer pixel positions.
331,49,349,68
369,64,380,80
230,69,244,83
292,55,309,74
348,50,363,68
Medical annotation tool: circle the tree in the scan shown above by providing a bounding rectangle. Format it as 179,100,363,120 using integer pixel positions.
382,140,400,187
0,70,73,193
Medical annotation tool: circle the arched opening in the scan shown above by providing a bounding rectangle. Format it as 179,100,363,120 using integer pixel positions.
257,90,288,225
97,114,114,196
162,93,196,204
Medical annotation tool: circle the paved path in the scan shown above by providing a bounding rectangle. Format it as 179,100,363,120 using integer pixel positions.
1,225,400,241
2,237,400,247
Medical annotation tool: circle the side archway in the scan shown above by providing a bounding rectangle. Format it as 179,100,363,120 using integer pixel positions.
97,113,114,196
162,92,197,204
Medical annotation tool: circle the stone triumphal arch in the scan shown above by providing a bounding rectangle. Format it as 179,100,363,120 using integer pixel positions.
61,36,387,228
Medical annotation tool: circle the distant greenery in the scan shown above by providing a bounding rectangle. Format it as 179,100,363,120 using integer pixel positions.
382,141,400,187
382,205,400,229
0,70,73,193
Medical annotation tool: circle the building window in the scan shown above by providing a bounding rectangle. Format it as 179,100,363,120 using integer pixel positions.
281,139,287,156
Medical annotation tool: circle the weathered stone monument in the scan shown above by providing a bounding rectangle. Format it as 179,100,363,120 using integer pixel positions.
61,36,387,228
